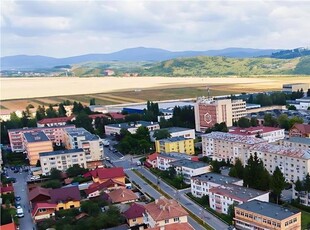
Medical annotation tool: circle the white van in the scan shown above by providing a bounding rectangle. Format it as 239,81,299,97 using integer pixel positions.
16,207,24,218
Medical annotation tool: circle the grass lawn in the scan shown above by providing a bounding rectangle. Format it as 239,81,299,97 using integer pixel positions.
302,211,310,229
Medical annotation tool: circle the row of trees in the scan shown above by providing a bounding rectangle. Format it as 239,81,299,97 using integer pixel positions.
229,154,286,204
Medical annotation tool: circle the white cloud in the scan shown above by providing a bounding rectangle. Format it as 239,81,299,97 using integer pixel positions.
1,0,309,57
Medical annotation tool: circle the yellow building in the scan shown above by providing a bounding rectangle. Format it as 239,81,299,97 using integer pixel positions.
23,132,53,166
50,186,81,211
155,137,194,155
123,203,145,228
234,200,301,230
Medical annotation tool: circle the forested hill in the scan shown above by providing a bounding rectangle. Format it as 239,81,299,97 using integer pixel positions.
270,48,310,59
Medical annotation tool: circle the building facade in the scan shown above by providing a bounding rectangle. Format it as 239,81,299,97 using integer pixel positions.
289,124,310,138
155,137,195,155
104,121,160,135
37,116,75,127
282,83,309,93
279,137,310,150
150,127,195,142
156,152,192,171
39,149,87,175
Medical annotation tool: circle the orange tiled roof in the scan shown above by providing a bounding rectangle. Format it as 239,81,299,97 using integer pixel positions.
147,222,194,230
108,188,138,203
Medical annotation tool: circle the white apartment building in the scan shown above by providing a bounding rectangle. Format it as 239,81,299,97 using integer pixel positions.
231,100,247,122
201,132,266,163
105,121,160,135
247,143,310,182
229,126,285,143
39,149,86,175
156,152,191,171
150,127,195,142
64,128,104,162
169,159,211,184
279,137,310,150
191,173,243,198
209,184,269,214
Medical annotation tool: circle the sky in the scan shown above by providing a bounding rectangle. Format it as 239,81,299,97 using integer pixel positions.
1,0,310,57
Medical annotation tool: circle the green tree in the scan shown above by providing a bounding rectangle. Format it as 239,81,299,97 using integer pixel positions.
270,166,286,204
46,105,58,118
304,173,310,192
135,126,151,141
58,103,67,117
287,105,297,110
250,117,258,127
36,105,46,120
210,160,221,173
237,117,251,128
233,158,244,179
288,116,303,130
74,111,94,132
153,129,171,140
90,98,96,106
66,164,88,177
50,168,62,180
263,113,278,127
42,179,62,189
10,112,22,128
277,114,289,130
295,178,303,192
81,201,100,216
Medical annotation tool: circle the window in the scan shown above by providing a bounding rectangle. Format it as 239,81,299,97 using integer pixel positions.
174,217,179,222
39,208,46,213
70,205,75,208
132,218,136,222
165,219,169,224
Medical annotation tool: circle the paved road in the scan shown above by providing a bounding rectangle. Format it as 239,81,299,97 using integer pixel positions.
7,168,36,230
125,169,205,230
137,167,229,230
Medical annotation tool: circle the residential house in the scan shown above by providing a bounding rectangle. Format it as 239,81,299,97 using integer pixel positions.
32,203,57,222
123,203,146,228
289,123,310,138
209,184,269,214
234,200,301,230
37,116,75,127
84,167,126,184
229,126,285,143
49,186,81,210
85,179,125,198
23,132,53,166
150,127,195,142
156,152,192,171
191,173,243,198
155,137,195,155
147,223,194,230
0,222,17,230
105,121,160,135
169,159,211,184
108,188,139,204
145,153,159,168
39,149,87,175
143,197,189,228
0,184,14,195
109,112,126,120
29,187,51,206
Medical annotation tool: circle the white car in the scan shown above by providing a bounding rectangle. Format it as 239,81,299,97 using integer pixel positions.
16,207,24,218
30,175,40,181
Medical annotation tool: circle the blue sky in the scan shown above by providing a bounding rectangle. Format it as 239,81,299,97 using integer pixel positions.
1,0,309,57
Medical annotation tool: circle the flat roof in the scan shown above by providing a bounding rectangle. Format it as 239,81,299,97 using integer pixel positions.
209,184,268,202
39,148,84,157
282,137,310,145
121,100,195,111
165,127,194,133
170,159,208,169
202,132,267,145
159,152,191,160
159,136,190,143
106,121,158,129
8,125,75,133
65,127,100,141
229,126,284,136
237,200,300,221
23,131,50,142
192,172,242,185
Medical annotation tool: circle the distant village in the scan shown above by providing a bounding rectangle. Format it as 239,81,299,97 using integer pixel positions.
1,83,310,230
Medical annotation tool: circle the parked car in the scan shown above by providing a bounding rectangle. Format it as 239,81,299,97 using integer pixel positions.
13,169,19,173
7,177,16,183
15,196,21,202
16,207,24,218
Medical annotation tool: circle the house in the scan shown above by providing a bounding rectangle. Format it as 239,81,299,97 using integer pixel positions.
289,123,310,138
143,197,189,228
0,222,17,230
147,222,194,230
108,188,138,204
104,121,160,135
85,179,125,198
37,116,75,127
29,187,51,205
32,203,57,222
169,159,211,184
150,127,195,142
209,184,269,214
85,167,125,184
0,184,14,194
49,186,81,210
109,112,126,120
145,153,159,168
229,126,285,143
234,200,301,230
123,203,146,228
156,152,192,171
23,131,53,165
155,137,195,155
191,173,243,198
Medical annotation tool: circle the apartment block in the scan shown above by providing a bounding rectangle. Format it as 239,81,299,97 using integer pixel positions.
282,83,309,93
229,126,285,143
209,184,269,214
279,137,310,150
194,97,246,132
23,132,53,166
201,132,266,163
191,173,243,198
169,159,211,184
155,137,195,155
104,121,160,135
8,125,75,152
156,152,192,170
234,200,301,230
39,149,87,175
150,127,195,142
64,127,104,162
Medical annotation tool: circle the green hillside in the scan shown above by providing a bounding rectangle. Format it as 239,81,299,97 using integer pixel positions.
70,56,310,77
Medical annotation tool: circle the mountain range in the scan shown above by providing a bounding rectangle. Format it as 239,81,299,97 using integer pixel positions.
1,47,280,70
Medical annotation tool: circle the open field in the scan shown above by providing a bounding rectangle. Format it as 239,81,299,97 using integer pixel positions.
1,76,310,111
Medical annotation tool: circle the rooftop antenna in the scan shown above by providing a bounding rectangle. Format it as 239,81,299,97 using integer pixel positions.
206,86,210,99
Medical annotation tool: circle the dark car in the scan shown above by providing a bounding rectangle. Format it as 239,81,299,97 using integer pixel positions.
113,149,118,153
10,166,16,171
15,196,21,202
14,169,19,173
23,168,29,172
7,177,16,183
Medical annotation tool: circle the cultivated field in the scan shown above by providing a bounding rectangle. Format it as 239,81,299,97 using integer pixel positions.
1,76,310,111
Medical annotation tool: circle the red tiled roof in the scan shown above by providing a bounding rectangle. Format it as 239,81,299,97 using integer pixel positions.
85,179,125,195
0,222,16,230
75,212,89,220
37,116,74,125
147,153,159,162
32,202,57,217
291,124,310,134
191,156,199,162
109,112,126,120
148,223,194,230
88,114,110,119
50,186,81,203
87,167,125,180
229,126,283,136
29,187,51,201
108,188,138,203
0,185,14,194
123,203,145,219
